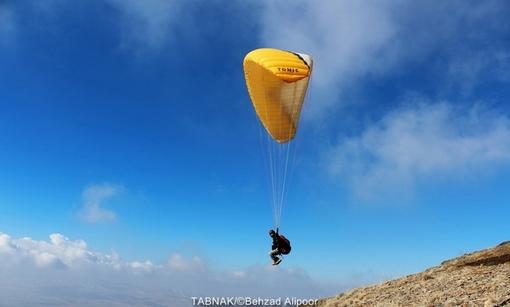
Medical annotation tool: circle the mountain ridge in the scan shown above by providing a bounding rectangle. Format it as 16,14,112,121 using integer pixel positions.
313,241,510,307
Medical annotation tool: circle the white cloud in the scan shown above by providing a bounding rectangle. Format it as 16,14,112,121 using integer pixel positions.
259,0,510,117
262,1,397,75
260,0,399,114
216,264,340,298
77,183,122,223
0,233,119,269
129,260,156,274
168,253,206,272
325,100,510,205
0,231,343,306
254,0,510,205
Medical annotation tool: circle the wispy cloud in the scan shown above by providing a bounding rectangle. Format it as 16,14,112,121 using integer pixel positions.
256,0,510,206
0,3,16,49
260,0,398,115
325,99,510,205
259,0,510,116
77,183,122,223
107,0,185,52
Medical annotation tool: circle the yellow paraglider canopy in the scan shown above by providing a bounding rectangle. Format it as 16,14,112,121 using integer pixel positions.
243,48,313,143
243,48,313,229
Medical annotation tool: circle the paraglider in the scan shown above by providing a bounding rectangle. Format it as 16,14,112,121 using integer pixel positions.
243,48,313,263
268,229,291,265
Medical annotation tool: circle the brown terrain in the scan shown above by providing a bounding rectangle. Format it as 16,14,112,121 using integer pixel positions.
311,241,510,307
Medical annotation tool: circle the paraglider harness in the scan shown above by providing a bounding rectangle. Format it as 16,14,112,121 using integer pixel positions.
273,228,291,256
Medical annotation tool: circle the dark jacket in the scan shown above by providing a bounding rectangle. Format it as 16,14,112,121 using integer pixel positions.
271,234,281,250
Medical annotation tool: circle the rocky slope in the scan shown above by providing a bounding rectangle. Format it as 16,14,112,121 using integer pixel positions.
313,241,510,307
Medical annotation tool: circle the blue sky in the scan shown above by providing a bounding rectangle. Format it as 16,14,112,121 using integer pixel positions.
1,0,510,305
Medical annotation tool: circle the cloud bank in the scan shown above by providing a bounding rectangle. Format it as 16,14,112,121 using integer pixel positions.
0,233,120,269
0,232,342,306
